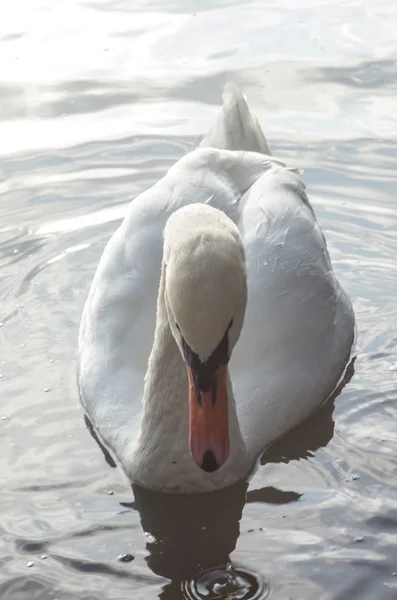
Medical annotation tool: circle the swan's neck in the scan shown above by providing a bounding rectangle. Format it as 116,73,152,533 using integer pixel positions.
130,264,249,493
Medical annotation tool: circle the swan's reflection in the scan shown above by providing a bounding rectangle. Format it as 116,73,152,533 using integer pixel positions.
128,482,273,599
132,481,247,580
85,359,355,593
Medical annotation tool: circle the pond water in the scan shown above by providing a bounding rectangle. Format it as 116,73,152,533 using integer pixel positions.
1,1,397,599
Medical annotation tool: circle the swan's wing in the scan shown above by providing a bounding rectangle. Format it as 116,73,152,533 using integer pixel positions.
230,165,355,459
199,83,354,457
78,199,167,451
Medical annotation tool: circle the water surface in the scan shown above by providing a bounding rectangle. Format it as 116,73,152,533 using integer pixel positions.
1,1,397,599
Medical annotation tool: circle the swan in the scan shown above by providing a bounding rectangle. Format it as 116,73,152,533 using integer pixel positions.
78,83,355,493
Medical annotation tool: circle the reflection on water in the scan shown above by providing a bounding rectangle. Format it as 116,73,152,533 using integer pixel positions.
1,0,397,599
132,483,248,596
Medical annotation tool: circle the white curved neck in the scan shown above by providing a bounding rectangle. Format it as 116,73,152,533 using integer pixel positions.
131,263,249,492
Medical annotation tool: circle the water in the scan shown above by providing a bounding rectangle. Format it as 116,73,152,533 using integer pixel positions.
1,1,397,598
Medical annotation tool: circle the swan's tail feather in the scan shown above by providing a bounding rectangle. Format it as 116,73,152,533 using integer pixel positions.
199,82,271,156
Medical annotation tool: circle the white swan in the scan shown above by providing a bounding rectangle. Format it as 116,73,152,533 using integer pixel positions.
78,83,355,493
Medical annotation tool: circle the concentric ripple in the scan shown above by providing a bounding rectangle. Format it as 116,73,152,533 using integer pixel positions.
182,564,268,600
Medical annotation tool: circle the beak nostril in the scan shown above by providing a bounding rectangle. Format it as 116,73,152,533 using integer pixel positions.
201,450,219,472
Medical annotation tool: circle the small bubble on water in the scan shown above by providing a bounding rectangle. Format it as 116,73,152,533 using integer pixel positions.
41,554,48,560
345,473,360,482
108,490,114,495
117,553,134,563
26,561,35,567
0,323,4,328
1,416,8,420
43,388,50,392
387,363,397,372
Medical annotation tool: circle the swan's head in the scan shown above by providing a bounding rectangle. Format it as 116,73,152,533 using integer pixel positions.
163,204,247,473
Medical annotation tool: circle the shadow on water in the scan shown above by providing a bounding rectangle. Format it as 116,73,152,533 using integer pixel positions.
83,359,355,598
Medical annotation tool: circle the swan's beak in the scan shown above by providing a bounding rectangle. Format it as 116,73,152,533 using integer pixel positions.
188,364,230,472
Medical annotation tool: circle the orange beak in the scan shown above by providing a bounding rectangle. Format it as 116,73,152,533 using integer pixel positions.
188,364,230,472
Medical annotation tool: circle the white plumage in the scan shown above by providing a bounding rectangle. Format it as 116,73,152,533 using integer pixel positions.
78,83,354,492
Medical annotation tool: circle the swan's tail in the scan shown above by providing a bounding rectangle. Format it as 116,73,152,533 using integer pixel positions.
199,82,271,156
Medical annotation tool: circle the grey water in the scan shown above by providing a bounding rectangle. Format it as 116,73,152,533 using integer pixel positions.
1,1,397,598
